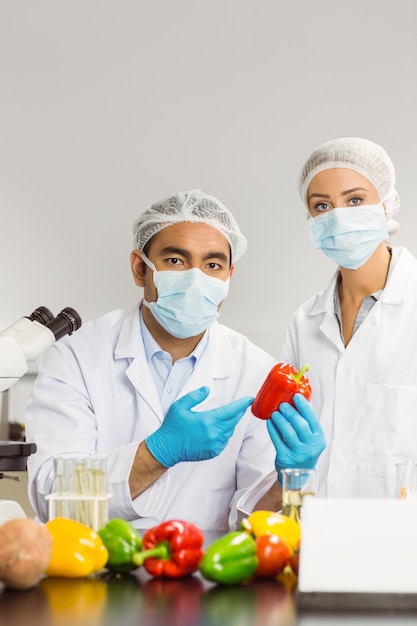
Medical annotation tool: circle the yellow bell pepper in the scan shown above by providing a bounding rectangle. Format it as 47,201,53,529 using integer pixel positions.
241,510,301,551
45,517,109,578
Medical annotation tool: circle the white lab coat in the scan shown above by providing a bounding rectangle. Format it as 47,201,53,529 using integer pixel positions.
237,247,417,512
25,303,277,530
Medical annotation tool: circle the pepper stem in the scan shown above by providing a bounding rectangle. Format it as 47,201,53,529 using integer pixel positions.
131,542,170,567
292,363,310,384
240,518,253,534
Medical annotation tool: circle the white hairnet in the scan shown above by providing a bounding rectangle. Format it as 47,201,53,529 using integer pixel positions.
132,189,248,262
298,137,400,235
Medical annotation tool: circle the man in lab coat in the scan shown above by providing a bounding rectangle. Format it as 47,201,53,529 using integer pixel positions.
25,189,313,530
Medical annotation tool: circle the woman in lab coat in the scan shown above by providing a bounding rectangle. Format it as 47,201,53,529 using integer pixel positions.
238,137,417,512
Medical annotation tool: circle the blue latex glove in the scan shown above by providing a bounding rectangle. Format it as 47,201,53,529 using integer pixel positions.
146,386,253,467
267,393,326,473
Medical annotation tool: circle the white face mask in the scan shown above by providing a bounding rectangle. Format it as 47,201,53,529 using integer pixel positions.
308,203,389,269
141,252,230,338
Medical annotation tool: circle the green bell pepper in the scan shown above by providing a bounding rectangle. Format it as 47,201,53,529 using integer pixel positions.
199,531,258,585
98,519,143,572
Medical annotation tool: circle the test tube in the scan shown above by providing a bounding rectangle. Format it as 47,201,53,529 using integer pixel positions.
49,456,109,530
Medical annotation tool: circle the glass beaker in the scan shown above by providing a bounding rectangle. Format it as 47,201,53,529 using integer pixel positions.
280,467,318,522
47,456,110,530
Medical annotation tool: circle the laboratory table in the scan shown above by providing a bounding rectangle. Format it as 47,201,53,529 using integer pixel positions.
1,531,417,626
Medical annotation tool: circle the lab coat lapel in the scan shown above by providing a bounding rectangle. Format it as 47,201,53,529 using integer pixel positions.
115,304,164,423
311,271,345,353
179,323,235,404
125,353,163,422
380,247,417,305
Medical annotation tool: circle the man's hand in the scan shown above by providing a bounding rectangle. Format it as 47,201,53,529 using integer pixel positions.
145,386,253,467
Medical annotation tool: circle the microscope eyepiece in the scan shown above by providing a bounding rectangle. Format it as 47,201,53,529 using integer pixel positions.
46,308,82,341
0,306,83,390
28,306,54,325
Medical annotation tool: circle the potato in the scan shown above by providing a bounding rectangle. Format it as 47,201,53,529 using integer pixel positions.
0,518,53,590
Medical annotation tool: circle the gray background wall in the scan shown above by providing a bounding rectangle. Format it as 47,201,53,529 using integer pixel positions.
1,0,416,363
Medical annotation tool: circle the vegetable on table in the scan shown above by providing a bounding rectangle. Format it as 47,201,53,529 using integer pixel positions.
98,518,143,572
0,518,53,590
251,363,312,420
133,519,204,578
255,534,291,578
45,517,109,578
241,510,301,552
199,531,258,585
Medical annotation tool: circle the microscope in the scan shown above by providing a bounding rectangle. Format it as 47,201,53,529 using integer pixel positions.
0,306,82,471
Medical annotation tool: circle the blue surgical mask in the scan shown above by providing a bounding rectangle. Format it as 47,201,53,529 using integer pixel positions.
141,252,230,338
308,203,389,269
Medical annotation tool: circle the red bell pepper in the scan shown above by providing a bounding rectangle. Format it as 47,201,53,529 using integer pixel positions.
251,363,312,420
132,519,204,578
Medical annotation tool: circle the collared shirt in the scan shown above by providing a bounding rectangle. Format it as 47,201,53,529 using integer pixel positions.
139,308,209,415
334,247,396,342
